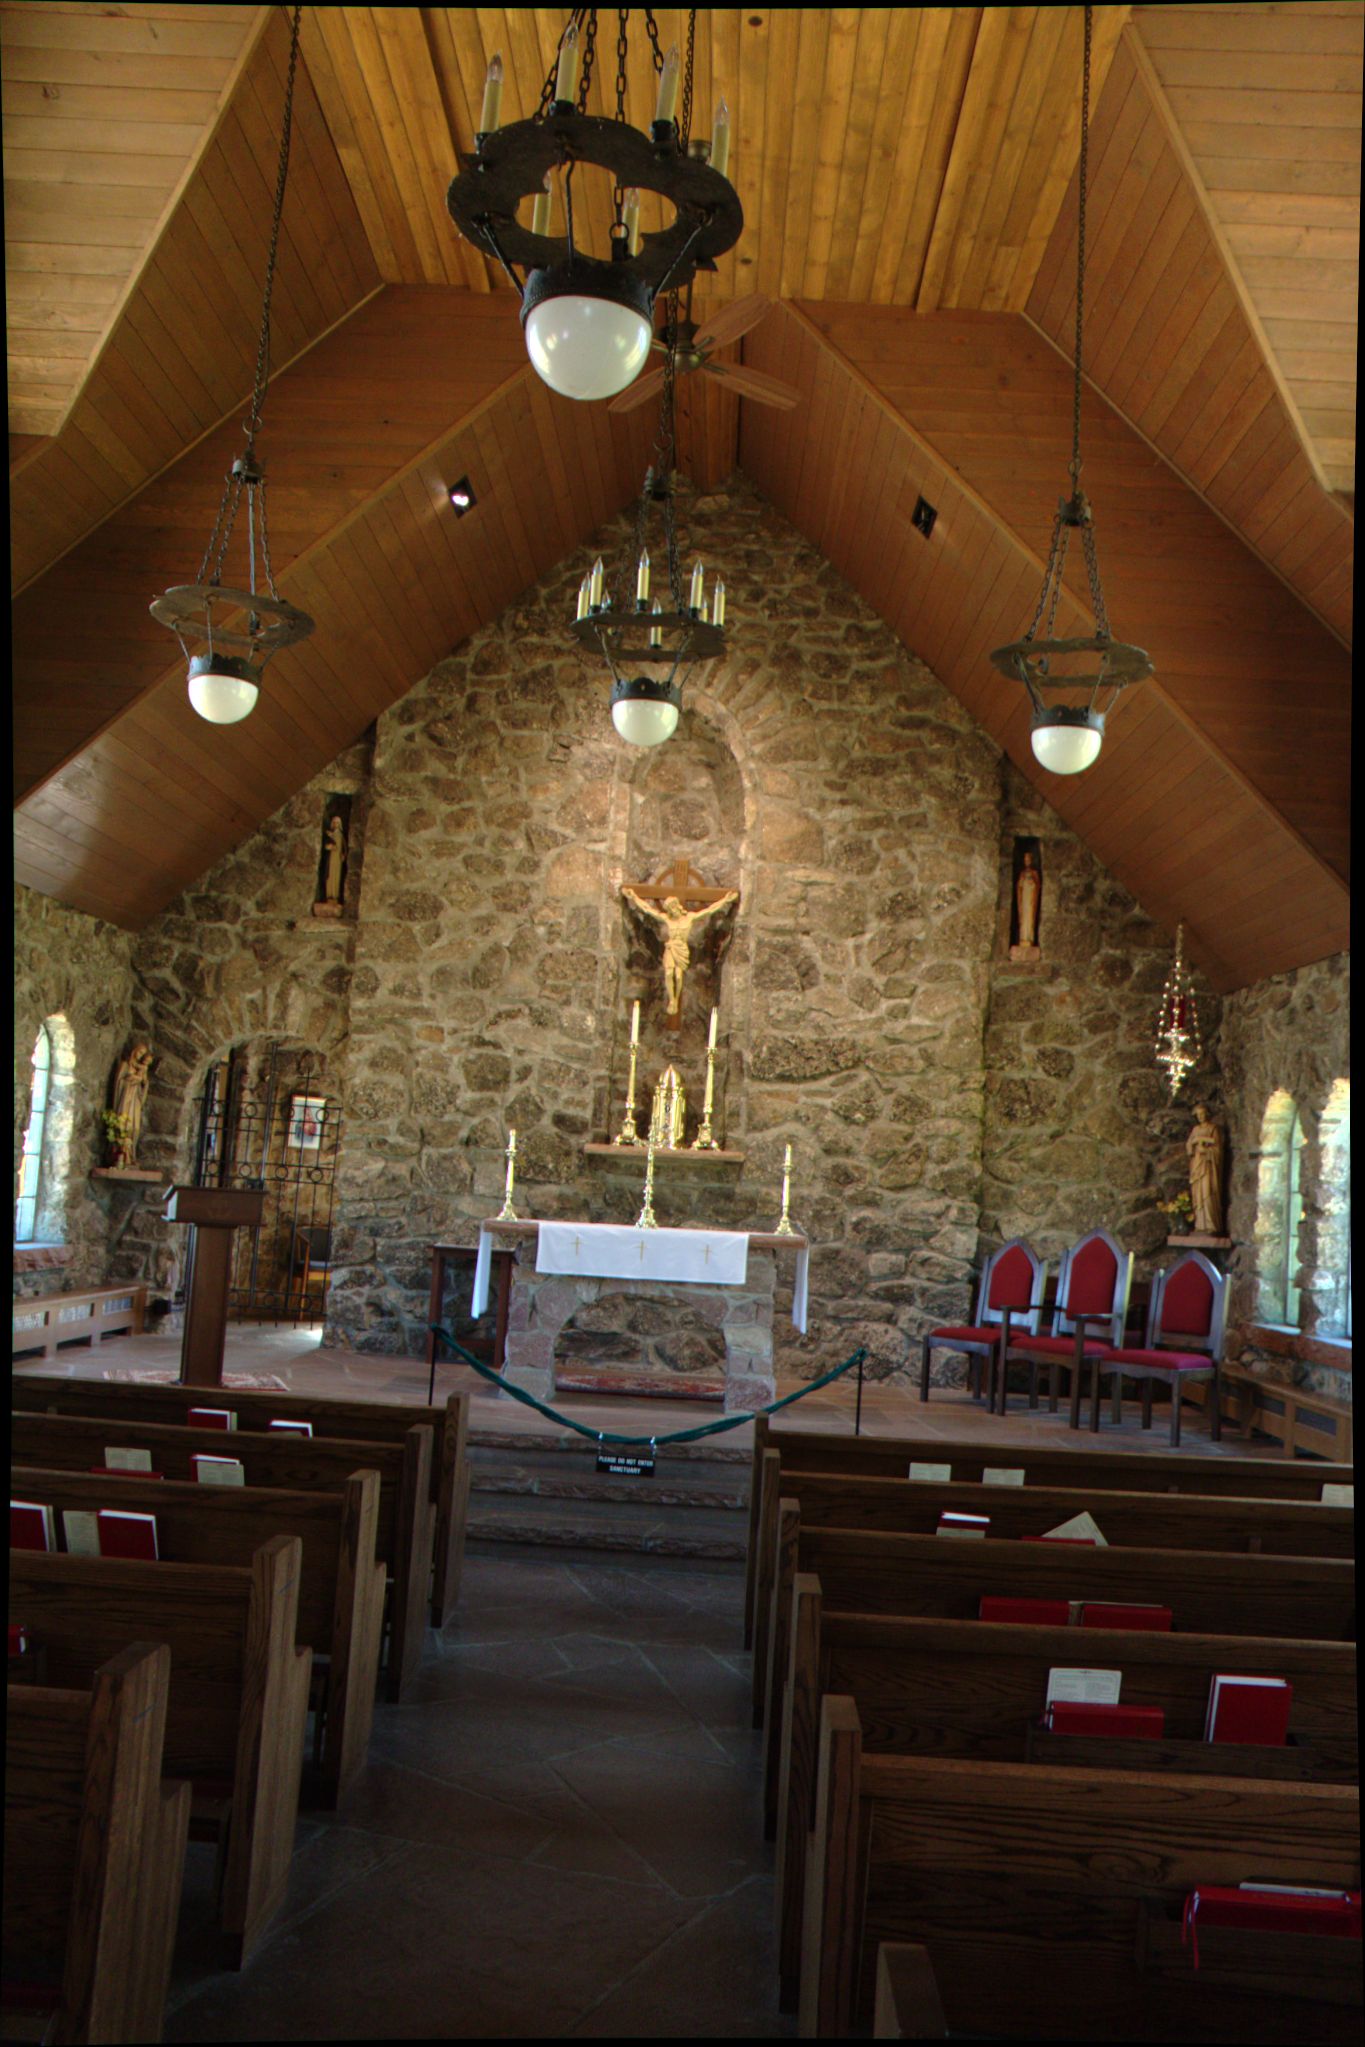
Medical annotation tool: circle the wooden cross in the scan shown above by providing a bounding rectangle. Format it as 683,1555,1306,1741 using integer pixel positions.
622,858,734,914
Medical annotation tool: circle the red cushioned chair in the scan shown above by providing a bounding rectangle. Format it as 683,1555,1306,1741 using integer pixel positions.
918,1239,1048,1404
1088,1251,1227,1445
998,1227,1133,1425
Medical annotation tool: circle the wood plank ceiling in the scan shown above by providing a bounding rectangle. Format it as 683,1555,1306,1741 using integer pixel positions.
8,5,1355,992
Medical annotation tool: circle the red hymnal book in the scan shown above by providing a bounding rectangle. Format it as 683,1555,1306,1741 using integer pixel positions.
188,1407,236,1430
96,1510,159,1562
9,1624,30,1657
1182,1887,1361,1967
938,1511,990,1537
1046,1701,1165,1738
1080,1603,1173,1632
979,1596,1073,1626
1204,1674,1292,1746
268,1418,313,1437
10,1501,55,1553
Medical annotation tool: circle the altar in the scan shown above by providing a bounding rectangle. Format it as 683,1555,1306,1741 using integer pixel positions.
471,1218,810,1413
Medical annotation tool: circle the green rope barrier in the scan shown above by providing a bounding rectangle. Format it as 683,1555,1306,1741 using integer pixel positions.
429,1325,868,1447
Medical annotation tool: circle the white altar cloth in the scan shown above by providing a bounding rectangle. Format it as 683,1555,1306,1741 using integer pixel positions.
470,1221,810,1332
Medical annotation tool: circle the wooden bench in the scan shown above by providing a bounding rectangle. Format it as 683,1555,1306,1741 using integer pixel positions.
774,1594,1359,2009
801,1713,1363,2039
747,1455,1355,1717
759,1514,1356,1765
12,1374,471,1625
10,1411,434,1703
11,1288,147,1366
9,1539,310,1971
745,1416,1354,1647
3,1644,189,2045
12,1465,385,1810
1184,1363,1354,1464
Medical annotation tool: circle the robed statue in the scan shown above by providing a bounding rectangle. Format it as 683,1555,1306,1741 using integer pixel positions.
111,1041,154,1166
1186,1105,1226,1236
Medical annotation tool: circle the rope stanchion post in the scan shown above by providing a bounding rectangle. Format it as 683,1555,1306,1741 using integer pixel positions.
854,1346,865,1437
428,1325,869,1449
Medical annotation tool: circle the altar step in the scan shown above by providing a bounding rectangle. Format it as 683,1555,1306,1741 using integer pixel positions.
464,1429,751,1568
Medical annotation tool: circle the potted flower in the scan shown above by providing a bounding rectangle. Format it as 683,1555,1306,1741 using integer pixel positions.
101,1109,132,1170
1156,1189,1193,1236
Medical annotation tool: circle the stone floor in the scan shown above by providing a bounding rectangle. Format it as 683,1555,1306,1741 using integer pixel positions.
164,1555,789,2041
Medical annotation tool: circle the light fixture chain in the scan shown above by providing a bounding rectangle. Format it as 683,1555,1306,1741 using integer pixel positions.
680,7,696,148
243,4,302,460
1069,3,1092,486
577,8,599,109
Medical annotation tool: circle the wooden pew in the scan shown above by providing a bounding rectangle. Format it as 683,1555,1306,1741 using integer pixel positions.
748,1457,1354,1704
9,1410,434,1702
801,1708,1363,2039
873,1946,947,2040
11,1374,471,1627
745,1415,1354,1644
12,1465,385,1809
3,1644,189,2044
9,1541,311,1970
774,1591,1358,2009
759,1513,1356,1778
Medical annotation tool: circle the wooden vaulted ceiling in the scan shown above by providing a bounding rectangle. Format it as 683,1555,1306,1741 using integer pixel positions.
7,4,1356,991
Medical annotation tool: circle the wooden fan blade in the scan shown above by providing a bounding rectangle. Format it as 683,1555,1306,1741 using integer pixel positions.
702,361,801,410
607,366,666,415
692,293,772,353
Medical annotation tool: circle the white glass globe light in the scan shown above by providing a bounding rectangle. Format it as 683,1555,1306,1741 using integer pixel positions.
187,653,260,725
1030,712,1103,775
525,293,653,401
612,693,679,747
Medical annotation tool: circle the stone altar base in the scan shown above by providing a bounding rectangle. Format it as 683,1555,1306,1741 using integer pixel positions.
502,1250,779,1414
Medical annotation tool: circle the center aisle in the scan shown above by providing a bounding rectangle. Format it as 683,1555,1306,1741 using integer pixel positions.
165,1556,792,2039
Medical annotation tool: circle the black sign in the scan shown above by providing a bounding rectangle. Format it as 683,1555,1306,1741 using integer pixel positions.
596,1450,656,1479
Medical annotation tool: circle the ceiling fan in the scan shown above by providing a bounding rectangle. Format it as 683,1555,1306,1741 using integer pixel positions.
607,291,800,415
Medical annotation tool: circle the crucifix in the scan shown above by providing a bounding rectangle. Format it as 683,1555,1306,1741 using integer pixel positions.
621,858,739,1032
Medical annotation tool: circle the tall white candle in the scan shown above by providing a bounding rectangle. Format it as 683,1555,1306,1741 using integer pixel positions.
708,1006,718,1050
531,173,552,236
555,23,580,104
710,95,731,179
509,1128,516,1150
655,45,680,123
630,999,640,1046
623,186,641,256
636,550,650,603
689,559,704,612
480,53,503,134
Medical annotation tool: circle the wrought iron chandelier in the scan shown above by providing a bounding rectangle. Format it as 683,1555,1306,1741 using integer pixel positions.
1154,921,1202,1099
149,5,312,725
446,9,742,403
571,319,725,745
991,4,1151,775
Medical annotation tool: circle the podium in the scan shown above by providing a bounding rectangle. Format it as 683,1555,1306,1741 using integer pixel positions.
164,1185,265,1387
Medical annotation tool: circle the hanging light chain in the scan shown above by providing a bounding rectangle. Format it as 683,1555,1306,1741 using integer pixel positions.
1069,3,1092,488
195,3,302,592
679,7,696,149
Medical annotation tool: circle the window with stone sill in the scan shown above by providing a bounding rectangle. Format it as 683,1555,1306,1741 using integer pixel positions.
14,1023,51,1244
14,1013,76,1250
1254,1089,1305,1329
1312,1078,1350,1341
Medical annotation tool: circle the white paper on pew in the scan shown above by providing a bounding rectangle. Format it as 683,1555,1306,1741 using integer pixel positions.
62,1510,100,1557
1046,1667,1122,1709
1041,1509,1107,1545
193,1456,245,1486
1321,1483,1353,1506
983,1467,1026,1486
909,1462,952,1483
104,1446,153,1472
471,1226,494,1320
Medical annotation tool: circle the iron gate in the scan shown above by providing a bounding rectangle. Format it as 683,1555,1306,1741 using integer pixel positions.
191,1042,342,1326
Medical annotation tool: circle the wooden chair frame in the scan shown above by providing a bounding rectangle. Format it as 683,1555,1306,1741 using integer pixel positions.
998,1227,1133,1421
917,1239,1047,1404
1089,1250,1228,1445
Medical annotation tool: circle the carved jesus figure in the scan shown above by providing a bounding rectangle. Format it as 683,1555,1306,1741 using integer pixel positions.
622,886,738,1017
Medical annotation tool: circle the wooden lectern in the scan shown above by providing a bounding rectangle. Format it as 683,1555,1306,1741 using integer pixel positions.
164,1185,264,1387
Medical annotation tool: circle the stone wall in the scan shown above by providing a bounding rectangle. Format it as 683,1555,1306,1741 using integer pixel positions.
326,479,1005,1379
12,884,138,1297
1216,952,1351,1402
979,765,1225,1280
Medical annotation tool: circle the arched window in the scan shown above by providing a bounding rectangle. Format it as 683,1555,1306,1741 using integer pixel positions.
1255,1090,1306,1327
15,1025,52,1243
1313,1079,1350,1340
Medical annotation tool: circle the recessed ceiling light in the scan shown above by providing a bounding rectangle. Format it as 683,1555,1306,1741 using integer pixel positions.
448,476,476,515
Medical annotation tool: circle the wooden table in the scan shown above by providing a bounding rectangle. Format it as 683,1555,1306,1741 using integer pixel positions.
425,1243,512,1376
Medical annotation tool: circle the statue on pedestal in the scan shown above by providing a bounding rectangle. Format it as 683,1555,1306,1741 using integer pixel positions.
1186,1104,1226,1236
1009,847,1042,961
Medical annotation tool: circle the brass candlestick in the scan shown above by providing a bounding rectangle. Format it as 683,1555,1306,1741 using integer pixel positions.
612,1037,643,1146
496,1128,519,1221
691,1042,720,1150
635,1129,660,1230
774,1142,798,1237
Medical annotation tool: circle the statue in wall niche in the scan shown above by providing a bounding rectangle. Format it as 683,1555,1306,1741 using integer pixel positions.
621,874,739,1022
1186,1105,1226,1236
1009,845,1042,961
312,795,352,920
108,1041,154,1166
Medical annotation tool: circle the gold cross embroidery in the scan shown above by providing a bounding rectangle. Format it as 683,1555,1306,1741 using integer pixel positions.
703,1244,711,1265
573,1235,582,1259
639,1238,646,1261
